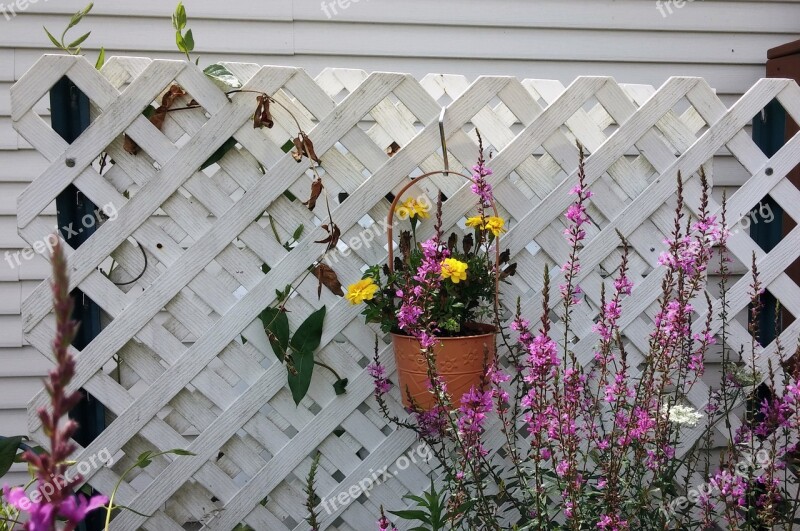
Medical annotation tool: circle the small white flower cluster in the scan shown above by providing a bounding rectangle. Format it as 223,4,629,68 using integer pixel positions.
661,404,704,427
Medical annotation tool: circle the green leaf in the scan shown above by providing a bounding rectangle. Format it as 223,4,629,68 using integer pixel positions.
175,31,187,54
142,105,158,119
292,225,305,241
260,307,289,362
44,27,64,50
240,335,248,344
203,63,242,90
333,378,348,395
173,2,187,31
285,307,326,405
95,47,105,70
183,29,195,52
200,137,237,170
67,31,91,50
287,347,315,405
15,445,43,463
68,3,93,31
136,450,154,468
388,509,430,522
0,436,24,477
289,306,326,353
281,139,295,153
167,449,195,456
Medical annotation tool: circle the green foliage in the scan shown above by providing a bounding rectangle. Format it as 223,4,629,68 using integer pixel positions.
260,307,290,362
259,306,338,405
332,378,349,395
43,2,104,67
290,306,326,353
104,448,195,529
359,218,513,335
304,452,321,531
389,479,467,531
287,307,326,404
172,2,194,61
95,47,105,69
0,436,24,478
202,64,242,91
200,137,238,171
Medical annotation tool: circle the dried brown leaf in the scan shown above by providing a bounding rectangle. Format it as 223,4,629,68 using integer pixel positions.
500,262,518,280
291,136,304,163
161,84,186,109
399,231,412,264
314,263,344,298
462,233,474,255
302,178,324,211
123,135,140,155
124,84,186,155
254,95,274,129
447,232,458,252
386,141,401,157
302,134,321,164
254,96,264,129
315,224,341,251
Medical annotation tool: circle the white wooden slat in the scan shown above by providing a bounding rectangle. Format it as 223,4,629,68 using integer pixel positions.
9,47,769,95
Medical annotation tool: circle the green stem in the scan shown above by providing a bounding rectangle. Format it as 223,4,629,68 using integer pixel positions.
104,451,174,530
313,361,342,381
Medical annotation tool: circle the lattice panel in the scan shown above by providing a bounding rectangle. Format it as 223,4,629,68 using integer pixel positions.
11,55,800,530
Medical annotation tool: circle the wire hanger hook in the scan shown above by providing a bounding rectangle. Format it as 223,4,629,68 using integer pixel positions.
439,107,449,176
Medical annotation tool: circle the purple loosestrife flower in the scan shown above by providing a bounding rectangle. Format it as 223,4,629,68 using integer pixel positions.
414,406,448,439
368,361,392,397
377,506,396,530
471,137,495,210
396,219,446,344
3,237,108,531
471,164,494,207
456,385,494,460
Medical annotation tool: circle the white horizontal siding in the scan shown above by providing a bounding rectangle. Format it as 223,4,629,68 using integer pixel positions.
0,0,796,488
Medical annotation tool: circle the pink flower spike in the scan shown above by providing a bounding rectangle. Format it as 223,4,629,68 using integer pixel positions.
59,494,109,526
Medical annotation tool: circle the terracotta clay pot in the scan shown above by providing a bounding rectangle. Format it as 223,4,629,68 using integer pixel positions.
391,323,497,410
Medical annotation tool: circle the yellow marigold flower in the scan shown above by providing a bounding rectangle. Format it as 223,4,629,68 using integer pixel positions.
441,258,468,284
345,278,379,305
484,216,506,237
465,216,484,229
397,197,430,220
465,215,506,236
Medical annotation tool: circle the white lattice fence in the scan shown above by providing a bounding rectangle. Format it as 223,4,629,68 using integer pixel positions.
11,55,800,530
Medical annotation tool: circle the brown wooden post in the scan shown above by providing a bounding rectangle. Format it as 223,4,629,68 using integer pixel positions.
767,39,800,187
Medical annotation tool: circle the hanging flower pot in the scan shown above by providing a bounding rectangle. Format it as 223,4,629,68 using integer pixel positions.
391,323,496,410
347,133,515,413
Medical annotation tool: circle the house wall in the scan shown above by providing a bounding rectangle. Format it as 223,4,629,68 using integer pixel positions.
1,0,798,487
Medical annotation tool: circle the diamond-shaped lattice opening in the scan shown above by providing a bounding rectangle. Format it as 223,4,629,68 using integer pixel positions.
29,89,53,131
